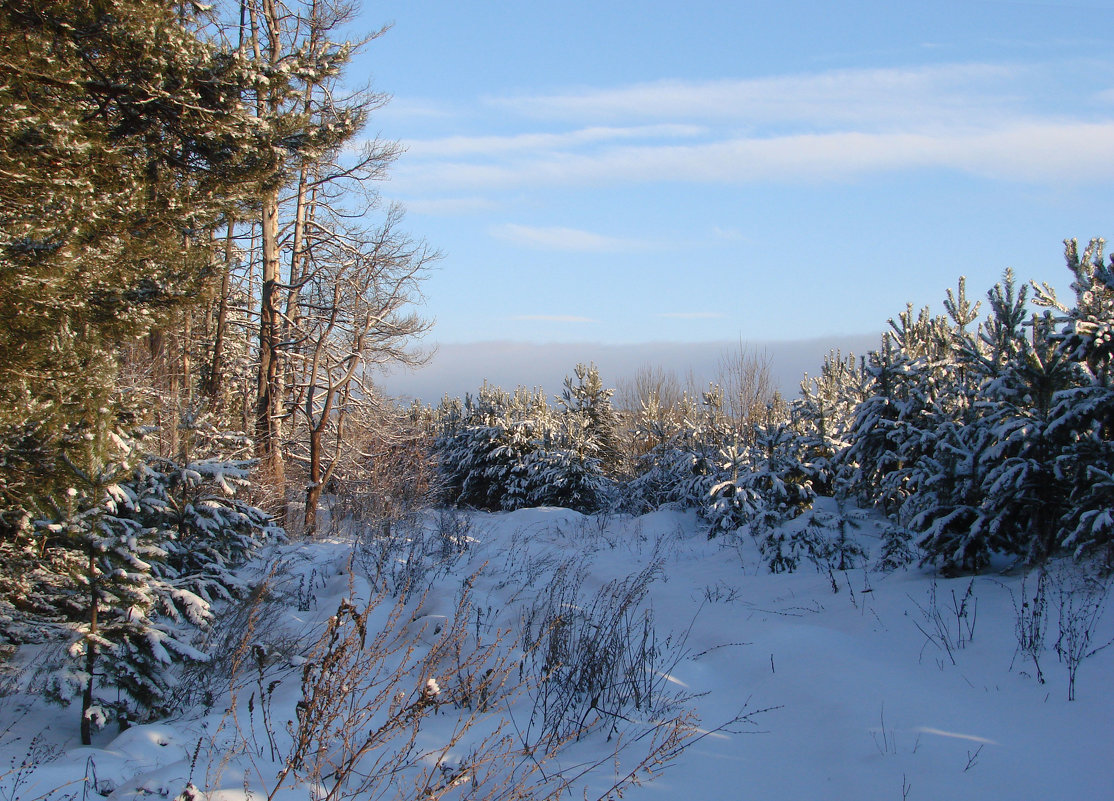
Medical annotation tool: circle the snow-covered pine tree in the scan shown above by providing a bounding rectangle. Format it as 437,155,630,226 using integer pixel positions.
496,388,556,510
795,350,864,496
34,424,199,743
841,304,953,523
705,405,814,541
137,414,280,609
904,414,988,572
680,385,733,508
901,280,990,572
524,440,611,513
434,384,512,510
706,443,765,538
434,384,556,511
962,273,1078,565
557,363,623,477
0,0,279,535
1034,238,1114,566
621,390,703,513
841,335,908,513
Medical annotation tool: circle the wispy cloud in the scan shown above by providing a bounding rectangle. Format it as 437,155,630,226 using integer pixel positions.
380,98,459,120
484,63,1024,128
491,223,650,252
711,226,746,241
400,196,497,216
390,62,1114,197
405,124,705,158
510,314,598,323
396,121,1114,190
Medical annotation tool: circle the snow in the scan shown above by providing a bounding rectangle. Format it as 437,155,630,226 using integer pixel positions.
2,503,1111,800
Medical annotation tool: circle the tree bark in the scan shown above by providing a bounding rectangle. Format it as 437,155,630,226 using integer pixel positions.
256,182,285,490
81,541,98,746
253,0,285,508
204,219,234,406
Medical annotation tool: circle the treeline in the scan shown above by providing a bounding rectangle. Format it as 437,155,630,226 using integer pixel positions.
424,241,1114,575
0,0,430,741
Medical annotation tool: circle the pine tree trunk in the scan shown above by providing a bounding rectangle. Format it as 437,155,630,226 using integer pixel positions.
204,220,234,406
253,0,286,516
81,542,98,746
256,183,285,492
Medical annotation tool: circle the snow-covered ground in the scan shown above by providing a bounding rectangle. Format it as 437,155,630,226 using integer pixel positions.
3,501,1111,800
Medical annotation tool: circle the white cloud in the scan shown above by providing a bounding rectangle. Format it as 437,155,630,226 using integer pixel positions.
388,62,1114,198
395,121,1114,190
405,124,705,158
484,63,1023,128
491,223,650,252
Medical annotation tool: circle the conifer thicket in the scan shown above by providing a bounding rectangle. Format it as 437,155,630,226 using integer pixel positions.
0,0,430,741
426,240,1114,576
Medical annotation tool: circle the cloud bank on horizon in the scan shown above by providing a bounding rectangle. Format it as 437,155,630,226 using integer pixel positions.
376,335,882,405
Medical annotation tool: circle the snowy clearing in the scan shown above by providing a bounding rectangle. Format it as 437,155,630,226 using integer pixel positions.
2,502,1111,800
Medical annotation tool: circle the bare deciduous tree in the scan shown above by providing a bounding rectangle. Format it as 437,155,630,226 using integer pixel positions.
286,205,434,534
716,341,778,442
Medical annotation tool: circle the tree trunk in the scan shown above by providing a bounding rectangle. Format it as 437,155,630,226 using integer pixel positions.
81,541,98,746
204,219,234,405
253,0,286,516
304,424,323,536
256,183,285,492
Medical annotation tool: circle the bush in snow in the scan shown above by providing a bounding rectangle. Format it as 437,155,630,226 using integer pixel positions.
874,523,919,572
433,375,617,514
250,572,697,800
518,556,690,745
28,417,277,741
705,417,814,542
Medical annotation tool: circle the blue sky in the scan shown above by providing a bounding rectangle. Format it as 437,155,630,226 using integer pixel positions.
347,0,1114,395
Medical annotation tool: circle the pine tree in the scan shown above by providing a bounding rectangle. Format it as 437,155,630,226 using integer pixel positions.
27,415,277,741
895,281,991,571
435,384,537,511
842,335,907,512
138,415,279,607
796,351,864,495
705,406,814,541
33,427,185,742
840,304,951,526
965,275,1076,564
557,363,623,477
1034,238,1114,565
0,0,278,534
